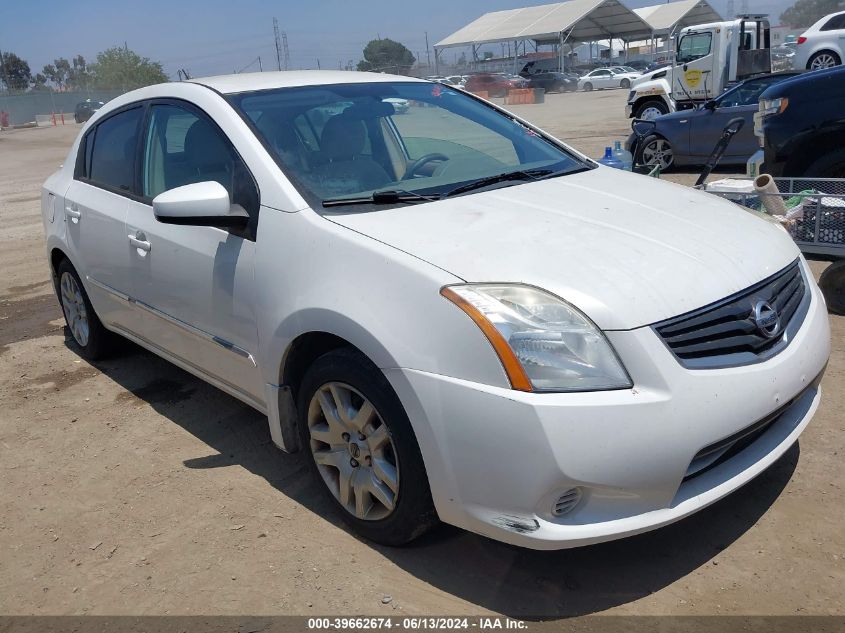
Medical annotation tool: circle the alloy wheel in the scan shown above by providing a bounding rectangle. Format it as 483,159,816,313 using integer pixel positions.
810,53,839,70
60,272,89,347
641,138,674,169
307,381,399,521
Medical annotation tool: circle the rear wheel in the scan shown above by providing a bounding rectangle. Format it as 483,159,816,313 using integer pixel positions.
56,259,113,360
634,99,668,120
819,260,845,315
297,348,437,546
637,134,674,170
808,51,841,70
583,82,593,92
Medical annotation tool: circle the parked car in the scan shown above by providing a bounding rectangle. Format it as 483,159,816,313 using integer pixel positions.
42,71,830,550
625,60,651,71
520,71,578,93
382,97,409,113
464,72,521,96
73,100,104,123
793,10,845,70
579,68,638,90
628,72,800,170
609,65,641,75
756,65,845,177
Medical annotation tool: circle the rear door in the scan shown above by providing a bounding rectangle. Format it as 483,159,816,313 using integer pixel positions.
63,105,144,330
124,100,263,403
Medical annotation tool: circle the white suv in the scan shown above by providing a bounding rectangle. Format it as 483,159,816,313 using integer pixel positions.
794,10,845,70
42,71,830,549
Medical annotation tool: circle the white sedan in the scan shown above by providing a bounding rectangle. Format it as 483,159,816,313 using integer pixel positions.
793,9,845,69
42,70,830,549
579,67,640,91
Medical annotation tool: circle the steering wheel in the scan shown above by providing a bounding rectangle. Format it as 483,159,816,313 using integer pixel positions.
402,153,449,180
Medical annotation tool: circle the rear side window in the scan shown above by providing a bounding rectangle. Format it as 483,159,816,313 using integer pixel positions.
821,14,845,30
86,107,143,192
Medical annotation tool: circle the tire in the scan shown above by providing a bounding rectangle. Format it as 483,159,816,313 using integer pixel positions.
634,99,669,120
819,260,845,315
56,258,114,360
583,82,593,92
621,78,631,88
636,134,674,171
807,50,841,70
802,147,845,178
297,347,437,546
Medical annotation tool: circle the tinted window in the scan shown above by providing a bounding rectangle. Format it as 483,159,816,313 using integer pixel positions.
821,14,845,30
142,103,258,215
88,107,143,192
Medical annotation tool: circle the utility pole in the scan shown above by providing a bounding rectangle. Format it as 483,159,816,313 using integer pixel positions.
258,56,262,72
317,59,321,69
282,31,290,70
273,17,282,70
425,31,431,68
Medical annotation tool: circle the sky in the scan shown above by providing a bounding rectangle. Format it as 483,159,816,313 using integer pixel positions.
2,0,792,80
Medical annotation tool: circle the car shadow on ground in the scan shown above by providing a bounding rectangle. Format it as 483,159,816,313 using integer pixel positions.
76,335,799,620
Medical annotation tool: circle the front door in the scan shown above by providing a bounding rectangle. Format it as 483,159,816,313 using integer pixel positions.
125,100,263,403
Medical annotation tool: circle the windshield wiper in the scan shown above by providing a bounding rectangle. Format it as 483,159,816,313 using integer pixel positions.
442,168,554,198
322,189,440,208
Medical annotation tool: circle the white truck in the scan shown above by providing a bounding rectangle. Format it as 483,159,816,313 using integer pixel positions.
626,15,772,120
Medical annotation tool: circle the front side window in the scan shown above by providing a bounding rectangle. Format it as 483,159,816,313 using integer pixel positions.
677,32,713,63
86,106,143,192
230,82,588,210
142,103,258,215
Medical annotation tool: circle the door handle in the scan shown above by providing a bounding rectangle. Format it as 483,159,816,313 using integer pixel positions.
128,231,151,253
65,203,81,222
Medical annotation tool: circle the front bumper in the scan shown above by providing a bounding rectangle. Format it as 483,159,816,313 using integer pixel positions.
385,265,830,549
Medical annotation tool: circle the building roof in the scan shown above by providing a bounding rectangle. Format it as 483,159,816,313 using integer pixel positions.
633,0,722,34
434,0,655,49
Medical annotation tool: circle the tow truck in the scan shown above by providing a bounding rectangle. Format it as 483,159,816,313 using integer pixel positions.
626,15,772,120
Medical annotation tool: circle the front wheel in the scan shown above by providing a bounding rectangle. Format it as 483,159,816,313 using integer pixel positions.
634,99,668,120
637,134,674,171
297,348,437,546
583,82,593,92
819,260,845,315
621,78,631,88
808,51,841,70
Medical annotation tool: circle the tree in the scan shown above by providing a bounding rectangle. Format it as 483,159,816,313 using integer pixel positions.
88,46,167,90
0,52,32,91
41,55,92,90
780,0,845,28
356,38,415,74
30,72,49,91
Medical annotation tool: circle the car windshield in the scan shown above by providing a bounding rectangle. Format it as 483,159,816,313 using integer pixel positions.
228,81,590,211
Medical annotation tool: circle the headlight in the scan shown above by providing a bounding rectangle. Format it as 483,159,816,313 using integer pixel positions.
441,284,632,392
759,96,789,117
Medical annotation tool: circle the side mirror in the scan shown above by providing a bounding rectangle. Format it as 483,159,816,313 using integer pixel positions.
703,99,718,110
153,181,248,228
632,119,657,137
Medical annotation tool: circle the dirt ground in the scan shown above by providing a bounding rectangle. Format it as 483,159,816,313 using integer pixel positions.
0,89,843,618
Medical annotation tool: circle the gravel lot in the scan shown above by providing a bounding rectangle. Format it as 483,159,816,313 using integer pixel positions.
1,88,843,617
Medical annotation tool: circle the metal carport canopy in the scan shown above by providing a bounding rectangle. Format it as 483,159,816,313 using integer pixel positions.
434,0,655,49
633,0,722,35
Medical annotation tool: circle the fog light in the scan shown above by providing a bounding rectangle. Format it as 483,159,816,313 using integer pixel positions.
552,487,582,516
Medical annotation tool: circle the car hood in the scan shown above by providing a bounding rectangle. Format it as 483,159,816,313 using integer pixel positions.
328,168,798,330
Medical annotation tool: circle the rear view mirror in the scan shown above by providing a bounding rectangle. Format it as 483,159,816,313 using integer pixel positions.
153,181,248,228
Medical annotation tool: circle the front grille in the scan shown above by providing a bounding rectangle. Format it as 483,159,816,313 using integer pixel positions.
654,259,808,369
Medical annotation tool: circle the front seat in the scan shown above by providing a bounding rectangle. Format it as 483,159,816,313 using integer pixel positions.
181,118,233,192
310,114,392,196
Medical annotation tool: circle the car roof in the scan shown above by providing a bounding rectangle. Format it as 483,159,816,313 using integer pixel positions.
190,70,428,95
